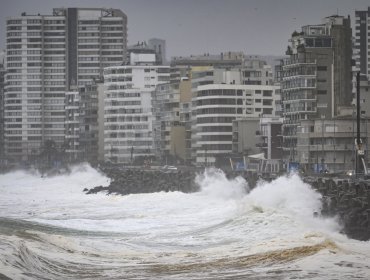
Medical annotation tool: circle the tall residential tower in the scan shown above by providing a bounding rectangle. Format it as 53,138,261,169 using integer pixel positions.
355,7,370,76
4,8,127,163
279,15,352,164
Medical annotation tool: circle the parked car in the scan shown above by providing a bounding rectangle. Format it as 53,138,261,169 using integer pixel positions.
160,165,178,173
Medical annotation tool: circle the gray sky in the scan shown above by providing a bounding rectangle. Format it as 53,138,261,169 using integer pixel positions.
0,0,369,59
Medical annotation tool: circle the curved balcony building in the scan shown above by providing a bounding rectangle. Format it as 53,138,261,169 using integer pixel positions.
193,84,279,165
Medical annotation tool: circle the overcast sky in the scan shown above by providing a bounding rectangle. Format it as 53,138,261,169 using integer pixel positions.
0,0,369,59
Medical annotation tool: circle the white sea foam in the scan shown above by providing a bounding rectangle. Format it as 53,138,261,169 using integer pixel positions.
0,165,370,279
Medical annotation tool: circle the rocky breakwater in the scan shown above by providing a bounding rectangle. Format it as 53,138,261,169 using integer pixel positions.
303,176,370,241
84,168,199,196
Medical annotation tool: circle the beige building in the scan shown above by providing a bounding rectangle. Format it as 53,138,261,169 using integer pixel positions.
232,118,260,156
153,79,192,164
296,117,370,173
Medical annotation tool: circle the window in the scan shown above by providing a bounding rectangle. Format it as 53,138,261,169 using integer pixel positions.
263,108,273,114
317,66,327,71
263,90,272,97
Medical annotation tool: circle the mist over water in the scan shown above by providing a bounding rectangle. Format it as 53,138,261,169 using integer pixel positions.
0,164,370,279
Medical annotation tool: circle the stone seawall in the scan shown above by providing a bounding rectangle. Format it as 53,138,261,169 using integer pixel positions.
84,168,199,195
303,176,370,241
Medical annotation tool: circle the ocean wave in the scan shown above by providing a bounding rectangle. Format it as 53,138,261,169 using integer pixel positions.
1,165,370,279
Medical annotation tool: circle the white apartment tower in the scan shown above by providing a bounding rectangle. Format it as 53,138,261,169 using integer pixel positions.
4,8,127,163
193,84,279,165
103,65,170,163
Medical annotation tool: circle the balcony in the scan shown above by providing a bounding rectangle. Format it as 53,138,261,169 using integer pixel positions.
282,57,316,67
283,108,316,115
256,143,268,148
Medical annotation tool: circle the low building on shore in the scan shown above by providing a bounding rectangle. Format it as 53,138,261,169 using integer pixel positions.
296,116,370,173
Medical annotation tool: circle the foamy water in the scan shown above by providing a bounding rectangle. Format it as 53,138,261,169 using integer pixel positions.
0,164,369,279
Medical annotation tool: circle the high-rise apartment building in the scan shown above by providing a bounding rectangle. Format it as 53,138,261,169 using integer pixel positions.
153,79,191,164
4,8,127,163
151,55,280,166
188,59,279,165
354,8,370,119
103,65,170,163
279,15,352,164
192,84,279,165
355,7,370,76
0,63,5,165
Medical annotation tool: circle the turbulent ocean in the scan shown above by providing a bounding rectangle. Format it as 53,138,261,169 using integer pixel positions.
1,164,370,280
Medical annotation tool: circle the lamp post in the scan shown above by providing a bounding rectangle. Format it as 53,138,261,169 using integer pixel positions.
204,145,208,167
355,72,365,177
344,143,347,171
316,142,319,173
333,118,336,173
321,115,325,172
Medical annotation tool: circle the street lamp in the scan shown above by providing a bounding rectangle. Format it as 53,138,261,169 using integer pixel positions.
355,72,368,177
321,114,325,172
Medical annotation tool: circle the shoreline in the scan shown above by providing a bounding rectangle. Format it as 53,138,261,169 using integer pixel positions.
84,166,370,241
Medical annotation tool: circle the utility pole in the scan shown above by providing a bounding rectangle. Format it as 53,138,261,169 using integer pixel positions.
321,115,325,172
333,118,336,173
205,145,208,167
356,72,364,177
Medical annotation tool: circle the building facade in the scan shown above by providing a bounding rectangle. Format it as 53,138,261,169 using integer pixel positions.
148,38,167,65
258,117,283,160
65,87,80,161
0,63,5,165
4,8,127,163
279,15,352,164
103,65,170,163
354,7,370,77
192,84,279,165
153,79,191,164
232,117,261,156
297,117,370,173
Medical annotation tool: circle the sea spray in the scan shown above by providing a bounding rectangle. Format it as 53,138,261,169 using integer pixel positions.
196,167,248,199
246,173,341,234
248,173,322,216
0,164,369,279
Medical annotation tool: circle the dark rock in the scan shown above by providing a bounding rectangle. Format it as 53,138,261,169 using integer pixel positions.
308,176,370,241
84,168,199,197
